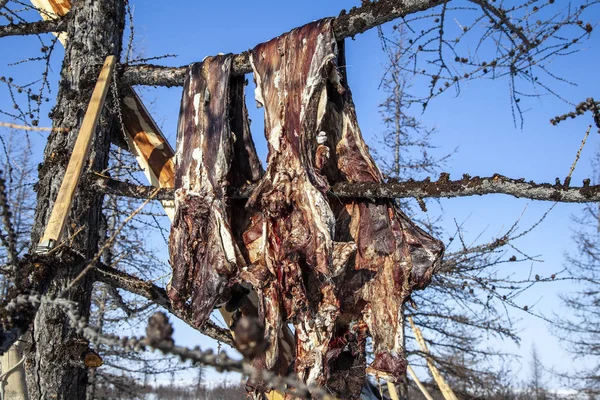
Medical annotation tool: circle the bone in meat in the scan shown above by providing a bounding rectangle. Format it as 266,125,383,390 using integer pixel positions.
168,55,246,327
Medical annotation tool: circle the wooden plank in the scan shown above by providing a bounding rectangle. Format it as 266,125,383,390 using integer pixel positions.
37,55,116,252
408,316,458,400
407,365,434,400
0,341,28,400
29,0,71,45
120,87,175,219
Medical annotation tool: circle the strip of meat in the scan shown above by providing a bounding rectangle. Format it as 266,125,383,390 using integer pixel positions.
230,18,443,398
245,19,342,388
320,41,445,384
168,55,246,327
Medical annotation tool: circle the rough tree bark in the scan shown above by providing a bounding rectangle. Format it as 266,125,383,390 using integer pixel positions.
24,0,125,398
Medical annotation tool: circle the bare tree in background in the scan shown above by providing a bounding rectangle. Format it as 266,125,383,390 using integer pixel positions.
528,344,548,400
556,134,600,396
375,23,573,398
0,130,35,298
0,1,599,399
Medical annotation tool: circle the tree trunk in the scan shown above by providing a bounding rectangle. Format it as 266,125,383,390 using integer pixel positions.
24,1,125,398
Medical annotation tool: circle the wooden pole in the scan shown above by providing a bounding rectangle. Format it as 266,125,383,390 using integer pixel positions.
0,340,28,400
407,365,434,400
408,316,458,400
119,87,175,219
36,55,116,253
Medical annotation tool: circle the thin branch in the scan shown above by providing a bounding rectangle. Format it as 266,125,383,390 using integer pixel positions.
0,17,68,38
121,0,445,86
0,121,69,132
93,264,233,346
468,0,531,49
0,171,17,267
565,125,592,186
64,188,160,294
89,173,600,204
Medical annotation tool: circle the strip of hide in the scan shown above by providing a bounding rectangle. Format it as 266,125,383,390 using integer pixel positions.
168,56,246,327
244,19,351,390
319,41,445,387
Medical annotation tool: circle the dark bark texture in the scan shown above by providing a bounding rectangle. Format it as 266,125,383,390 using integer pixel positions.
24,0,125,398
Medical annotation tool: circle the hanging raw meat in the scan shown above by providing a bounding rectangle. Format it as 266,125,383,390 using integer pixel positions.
244,19,347,389
168,55,247,327
319,40,445,386
168,18,444,399
228,74,297,390
245,19,444,398
168,54,297,393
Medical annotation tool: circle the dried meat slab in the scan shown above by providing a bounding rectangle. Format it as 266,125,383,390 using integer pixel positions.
168,55,246,327
244,19,345,388
320,41,445,383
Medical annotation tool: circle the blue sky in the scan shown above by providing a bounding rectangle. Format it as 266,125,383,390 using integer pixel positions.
2,0,600,390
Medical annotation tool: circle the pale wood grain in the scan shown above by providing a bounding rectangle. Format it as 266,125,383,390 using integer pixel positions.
39,55,116,248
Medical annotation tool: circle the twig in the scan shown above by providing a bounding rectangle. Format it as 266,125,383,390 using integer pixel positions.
0,121,69,132
469,0,532,49
565,125,592,186
63,187,159,293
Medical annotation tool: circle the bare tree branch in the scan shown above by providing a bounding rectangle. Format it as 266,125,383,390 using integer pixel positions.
0,18,68,38
89,173,600,204
332,174,600,203
93,264,234,346
121,0,444,86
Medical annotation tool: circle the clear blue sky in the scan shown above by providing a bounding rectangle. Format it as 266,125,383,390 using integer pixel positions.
1,0,600,390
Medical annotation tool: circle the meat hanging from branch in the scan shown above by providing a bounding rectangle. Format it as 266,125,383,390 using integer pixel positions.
167,18,444,399
243,19,344,389
168,53,297,396
244,19,445,397
320,40,445,387
168,55,248,327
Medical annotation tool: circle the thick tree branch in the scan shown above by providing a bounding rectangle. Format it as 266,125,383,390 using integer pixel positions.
0,18,68,38
89,173,600,204
121,0,443,86
332,174,600,203
93,264,234,346
85,173,173,200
